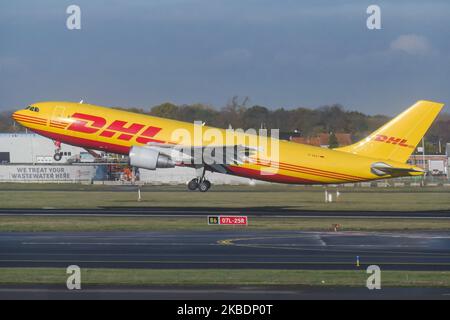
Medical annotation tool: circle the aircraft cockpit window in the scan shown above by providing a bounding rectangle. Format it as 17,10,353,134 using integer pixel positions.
27,106,39,112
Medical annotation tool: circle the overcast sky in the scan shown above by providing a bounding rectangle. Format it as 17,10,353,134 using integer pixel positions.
1,0,449,115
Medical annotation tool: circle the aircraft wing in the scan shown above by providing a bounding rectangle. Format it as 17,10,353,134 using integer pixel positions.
145,142,258,166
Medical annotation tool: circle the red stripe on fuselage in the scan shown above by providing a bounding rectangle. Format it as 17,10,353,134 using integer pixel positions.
227,165,318,184
14,117,47,126
252,160,363,182
251,159,364,181
13,114,47,123
277,160,363,180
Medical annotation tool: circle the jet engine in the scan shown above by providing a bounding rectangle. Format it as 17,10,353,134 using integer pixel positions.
129,146,175,170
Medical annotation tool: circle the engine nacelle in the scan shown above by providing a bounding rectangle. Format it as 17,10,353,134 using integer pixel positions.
129,146,175,170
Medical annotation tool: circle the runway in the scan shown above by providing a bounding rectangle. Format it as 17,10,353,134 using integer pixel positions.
1,207,450,218
1,285,449,300
1,230,450,270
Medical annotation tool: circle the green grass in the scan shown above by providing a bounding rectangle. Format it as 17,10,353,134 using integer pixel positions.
0,183,449,193
0,268,449,287
0,184,450,211
0,216,449,232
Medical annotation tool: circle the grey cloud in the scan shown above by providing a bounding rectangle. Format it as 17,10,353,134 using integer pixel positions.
389,34,435,56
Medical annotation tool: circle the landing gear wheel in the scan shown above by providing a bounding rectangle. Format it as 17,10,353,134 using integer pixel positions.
198,180,211,192
53,153,62,161
187,178,199,191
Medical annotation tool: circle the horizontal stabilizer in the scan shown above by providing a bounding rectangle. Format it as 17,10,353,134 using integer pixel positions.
371,162,424,177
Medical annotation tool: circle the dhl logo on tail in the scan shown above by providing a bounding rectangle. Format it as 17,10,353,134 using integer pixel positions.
373,134,413,148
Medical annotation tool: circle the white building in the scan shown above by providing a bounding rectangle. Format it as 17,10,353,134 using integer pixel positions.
0,133,85,164
0,133,256,184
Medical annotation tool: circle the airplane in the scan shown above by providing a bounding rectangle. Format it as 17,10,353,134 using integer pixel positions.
12,100,444,192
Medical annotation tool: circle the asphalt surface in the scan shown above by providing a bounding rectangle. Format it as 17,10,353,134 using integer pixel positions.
1,230,450,270
1,207,450,218
0,285,449,300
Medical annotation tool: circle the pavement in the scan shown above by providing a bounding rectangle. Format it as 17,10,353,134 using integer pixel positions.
1,207,450,218
1,230,450,270
0,285,449,300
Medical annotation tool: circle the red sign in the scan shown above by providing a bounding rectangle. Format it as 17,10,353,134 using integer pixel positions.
219,216,248,225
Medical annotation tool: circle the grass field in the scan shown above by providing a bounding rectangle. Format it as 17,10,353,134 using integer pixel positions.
0,268,449,287
0,184,450,211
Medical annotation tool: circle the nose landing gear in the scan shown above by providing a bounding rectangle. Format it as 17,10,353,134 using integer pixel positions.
53,152,62,161
53,140,62,161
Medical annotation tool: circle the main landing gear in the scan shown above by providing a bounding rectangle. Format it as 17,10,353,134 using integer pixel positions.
187,167,211,192
188,178,211,192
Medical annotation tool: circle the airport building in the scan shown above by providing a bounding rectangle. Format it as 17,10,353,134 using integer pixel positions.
0,133,254,184
408,154,448,176
0,133,87,164
0,133,104,182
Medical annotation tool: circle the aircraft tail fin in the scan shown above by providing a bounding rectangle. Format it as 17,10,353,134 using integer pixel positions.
336,100,444,163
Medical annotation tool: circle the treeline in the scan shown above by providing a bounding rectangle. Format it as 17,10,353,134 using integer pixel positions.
147,98,392,142
147,98,450,153
1,98,449,153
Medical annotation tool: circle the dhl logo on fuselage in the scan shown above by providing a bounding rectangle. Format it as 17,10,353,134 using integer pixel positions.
372,134,413,148
66,113,164,144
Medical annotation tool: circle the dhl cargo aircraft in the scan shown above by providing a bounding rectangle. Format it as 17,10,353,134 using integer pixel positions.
12,100,443,191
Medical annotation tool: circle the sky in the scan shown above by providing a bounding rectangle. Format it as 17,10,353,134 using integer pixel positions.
0,0,449,115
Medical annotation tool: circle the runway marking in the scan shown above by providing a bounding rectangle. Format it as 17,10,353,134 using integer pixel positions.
231,242,450,257
1,259,450,267
21,242,215,246
217,235,450,257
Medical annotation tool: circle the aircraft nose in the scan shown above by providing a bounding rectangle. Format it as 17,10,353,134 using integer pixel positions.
12,110,20,121
12,110,26,125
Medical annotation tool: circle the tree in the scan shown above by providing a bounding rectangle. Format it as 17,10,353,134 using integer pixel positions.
150,102,179,119
242,105,269,129
328,132,339,149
